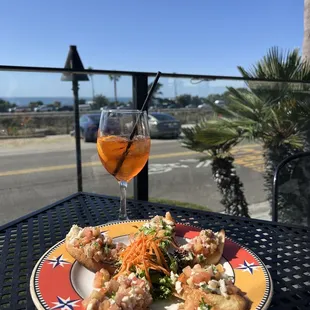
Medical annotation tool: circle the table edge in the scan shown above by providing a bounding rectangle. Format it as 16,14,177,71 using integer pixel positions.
0,192,309,232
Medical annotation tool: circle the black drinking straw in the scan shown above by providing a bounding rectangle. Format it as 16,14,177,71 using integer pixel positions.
112,71,162,176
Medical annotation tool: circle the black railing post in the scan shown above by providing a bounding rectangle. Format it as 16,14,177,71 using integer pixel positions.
132,74,149,201
61,45,88,192
72,76,83,192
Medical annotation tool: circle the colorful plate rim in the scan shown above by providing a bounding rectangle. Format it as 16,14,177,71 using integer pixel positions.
30,220,273,310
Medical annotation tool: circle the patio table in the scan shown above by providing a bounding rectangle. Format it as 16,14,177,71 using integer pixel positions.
0,192,309,309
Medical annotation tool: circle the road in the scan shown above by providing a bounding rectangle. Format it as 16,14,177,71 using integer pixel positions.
0,136,265,226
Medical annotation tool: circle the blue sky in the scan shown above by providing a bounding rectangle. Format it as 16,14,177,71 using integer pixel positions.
0,0,304,99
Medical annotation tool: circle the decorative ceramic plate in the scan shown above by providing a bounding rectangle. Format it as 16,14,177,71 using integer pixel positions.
30,221,273,310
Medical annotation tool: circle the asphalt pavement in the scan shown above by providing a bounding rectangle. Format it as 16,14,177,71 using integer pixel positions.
0,136,267,226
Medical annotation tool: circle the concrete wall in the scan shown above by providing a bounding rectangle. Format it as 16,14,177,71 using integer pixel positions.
0,109,212,136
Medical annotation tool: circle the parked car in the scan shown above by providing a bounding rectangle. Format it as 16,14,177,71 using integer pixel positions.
184,104,196,108
79,113,101,142
148,112,181,139
79,104,92,111
76,113,121,142
78,112,181,142
10,106,31,112
35,106,54,112
19,107,31,112
57,105,73,111
214,100,226,107
198,103,209,109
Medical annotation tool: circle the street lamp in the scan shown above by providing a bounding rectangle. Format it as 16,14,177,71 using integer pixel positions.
61,45,89,192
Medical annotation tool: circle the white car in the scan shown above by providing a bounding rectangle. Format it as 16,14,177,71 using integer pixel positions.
198,103,209,109
35,106,54,112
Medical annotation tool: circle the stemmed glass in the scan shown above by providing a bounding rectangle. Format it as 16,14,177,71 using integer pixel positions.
97,110,151,221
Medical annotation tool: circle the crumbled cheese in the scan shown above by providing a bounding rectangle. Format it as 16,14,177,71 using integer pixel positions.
77,229,84,238
143,222,151,229
219,279,228,297
128,273,135,280
208,279,219,290
129,288,135,298
170,271,178,284
122,296,130,302
206,265,214,276
180,244,191,251
175,281,183,294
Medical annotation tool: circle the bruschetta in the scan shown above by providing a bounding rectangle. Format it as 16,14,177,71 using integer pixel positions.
82,272,153,310
139,212,177,248
65,225,125,273
174,264,250,310
179,229,225,266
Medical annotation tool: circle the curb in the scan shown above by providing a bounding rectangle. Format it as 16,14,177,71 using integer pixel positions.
0,133,46,139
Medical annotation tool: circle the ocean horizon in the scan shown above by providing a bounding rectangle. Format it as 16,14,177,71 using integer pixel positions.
0,96,132,106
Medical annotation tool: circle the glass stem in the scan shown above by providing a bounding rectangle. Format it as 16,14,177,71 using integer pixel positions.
119,181,128,221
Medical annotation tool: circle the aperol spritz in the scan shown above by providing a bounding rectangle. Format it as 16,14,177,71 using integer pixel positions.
97,110,150,220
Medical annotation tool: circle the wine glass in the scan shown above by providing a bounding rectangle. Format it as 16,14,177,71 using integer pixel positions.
97,110,151,221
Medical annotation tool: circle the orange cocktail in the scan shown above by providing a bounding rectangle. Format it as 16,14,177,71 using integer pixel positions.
97,135,151,182
97,109,150,221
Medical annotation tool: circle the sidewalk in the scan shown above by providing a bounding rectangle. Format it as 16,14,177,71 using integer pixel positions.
249,201,271,220
221,201,271,221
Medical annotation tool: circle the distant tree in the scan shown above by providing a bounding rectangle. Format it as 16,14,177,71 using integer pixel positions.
28,101,43,111
88,66,95,100
109,75,121,104
148,82,163,108
176,94,192,107
205,93,223,104
0,99,12,112
53,101,61,109
203,88,250,106
127,101,133,108
93,94,110,109
79,98,86,105
148,82,163,98
191,96,203,107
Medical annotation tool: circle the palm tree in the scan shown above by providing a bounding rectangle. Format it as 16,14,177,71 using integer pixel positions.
182,120,250,217
147,82,163,108
182,47,310,222
88,66,95,102
148,82,163,99
303,0,310,61
237,46,310,149
109,75,121,105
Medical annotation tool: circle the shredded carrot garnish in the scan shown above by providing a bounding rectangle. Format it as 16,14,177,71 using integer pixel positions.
113,232,170,287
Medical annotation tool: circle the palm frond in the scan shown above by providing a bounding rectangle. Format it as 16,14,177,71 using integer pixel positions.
236,47,310,104
195,126,240,146
206,101,237,118
181,118,244,157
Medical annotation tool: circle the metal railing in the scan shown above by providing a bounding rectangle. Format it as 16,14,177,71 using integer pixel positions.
2,64,310,202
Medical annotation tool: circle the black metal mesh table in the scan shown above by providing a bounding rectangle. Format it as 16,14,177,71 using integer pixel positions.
0,192,309,309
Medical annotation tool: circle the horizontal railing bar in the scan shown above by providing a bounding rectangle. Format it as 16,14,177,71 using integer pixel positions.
1,64,310,84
